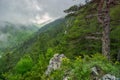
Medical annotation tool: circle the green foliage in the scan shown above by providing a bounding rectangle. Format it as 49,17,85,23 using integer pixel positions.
21,54,48,80
0,2,120,80
110,5,120,21
47,54,120,80
3,53,120,80
15,55,33,74
3,73,22,80
46,48,55,60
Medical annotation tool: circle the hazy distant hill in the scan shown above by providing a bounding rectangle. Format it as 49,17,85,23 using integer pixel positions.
0,21,39,53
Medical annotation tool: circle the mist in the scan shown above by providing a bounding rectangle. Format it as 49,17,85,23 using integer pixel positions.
0,0,85,24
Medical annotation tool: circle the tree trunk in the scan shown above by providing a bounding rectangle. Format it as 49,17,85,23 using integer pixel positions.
102,21,110,60
98,0,111,60
103,0,111,60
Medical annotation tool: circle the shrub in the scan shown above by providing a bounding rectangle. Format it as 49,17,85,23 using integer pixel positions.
47,54,120,80
15,55,33,74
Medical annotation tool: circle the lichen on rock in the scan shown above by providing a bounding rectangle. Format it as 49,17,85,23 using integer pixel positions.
45,54,65,75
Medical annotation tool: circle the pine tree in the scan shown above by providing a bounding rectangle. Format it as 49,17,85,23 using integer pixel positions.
93,0,116,60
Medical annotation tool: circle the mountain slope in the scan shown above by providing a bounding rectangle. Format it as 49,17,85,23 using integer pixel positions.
0,2,120,80
0,22,39,53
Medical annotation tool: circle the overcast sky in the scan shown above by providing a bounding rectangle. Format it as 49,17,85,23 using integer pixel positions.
0,0,85,24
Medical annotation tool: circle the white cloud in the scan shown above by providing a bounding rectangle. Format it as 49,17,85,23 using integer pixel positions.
0,0,85,24
32,0,42,11
31,13,52,24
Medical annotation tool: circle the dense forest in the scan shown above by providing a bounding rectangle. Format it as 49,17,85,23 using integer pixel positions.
0,0,120,80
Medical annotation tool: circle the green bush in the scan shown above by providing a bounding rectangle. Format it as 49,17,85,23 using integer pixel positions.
3,73,22,80
47,54,120,80
15,55,33,74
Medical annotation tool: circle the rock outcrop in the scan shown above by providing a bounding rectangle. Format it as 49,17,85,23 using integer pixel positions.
102,74,116,80
45,54,65,75
46,56,118,80
91,67,99,76
91,66,117,80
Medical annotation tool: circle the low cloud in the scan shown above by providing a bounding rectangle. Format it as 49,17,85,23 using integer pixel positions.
0,0,85,24
0,33,10,42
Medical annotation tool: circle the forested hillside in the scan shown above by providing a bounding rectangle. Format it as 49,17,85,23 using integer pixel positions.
0,22,38,54
0,1,120,80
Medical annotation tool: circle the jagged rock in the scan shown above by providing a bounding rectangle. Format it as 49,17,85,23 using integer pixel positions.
91,66,104,80
91,67,99,76
91,67,116,80
45,54,65,75
101,74,116,80
63,76,70,80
